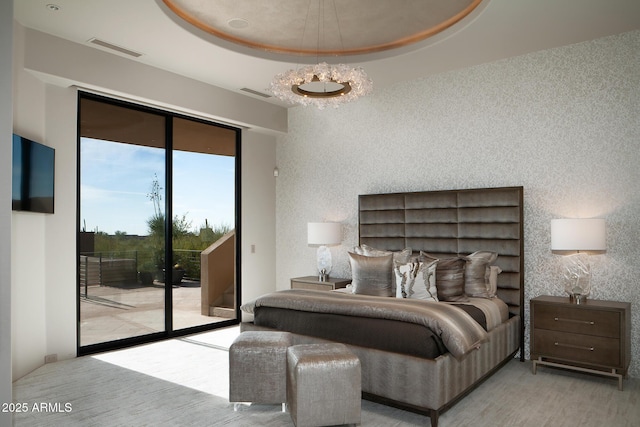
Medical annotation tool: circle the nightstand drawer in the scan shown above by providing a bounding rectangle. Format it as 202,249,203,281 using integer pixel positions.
533,304,620,338
533,329,621,367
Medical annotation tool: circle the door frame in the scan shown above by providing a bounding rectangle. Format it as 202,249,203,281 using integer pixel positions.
76,91,241,356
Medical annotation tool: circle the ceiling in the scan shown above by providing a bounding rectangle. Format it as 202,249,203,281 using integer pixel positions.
13,0,640,108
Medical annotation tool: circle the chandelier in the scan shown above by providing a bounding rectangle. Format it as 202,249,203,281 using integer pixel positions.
270,62,372,109
269,0,373,109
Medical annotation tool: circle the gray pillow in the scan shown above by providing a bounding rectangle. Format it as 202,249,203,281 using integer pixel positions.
349,252,394,297
422,252,469,302
486,265,502,298
464,251,498,298
354,244,413,263
353,245,412,294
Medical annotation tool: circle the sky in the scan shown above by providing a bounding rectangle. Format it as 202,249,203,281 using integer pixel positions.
80,137,235,236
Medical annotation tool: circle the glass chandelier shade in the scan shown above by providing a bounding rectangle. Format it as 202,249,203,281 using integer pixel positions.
270,62,373,109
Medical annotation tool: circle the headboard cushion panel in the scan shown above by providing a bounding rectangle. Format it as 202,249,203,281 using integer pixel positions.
360,209,406,224
358,186,524,348
405,209,458,224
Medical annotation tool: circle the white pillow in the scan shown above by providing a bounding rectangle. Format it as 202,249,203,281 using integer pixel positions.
406,259,439,301
393,261,418,298
394,259,438,302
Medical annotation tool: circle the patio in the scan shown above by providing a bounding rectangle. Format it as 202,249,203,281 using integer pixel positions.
80,279,231,347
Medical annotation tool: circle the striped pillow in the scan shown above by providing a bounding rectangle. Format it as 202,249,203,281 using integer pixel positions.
464,251,498,298
422,253,469,302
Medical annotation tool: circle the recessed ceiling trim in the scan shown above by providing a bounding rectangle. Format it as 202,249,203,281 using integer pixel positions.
161,0,485,57
88,38,143,58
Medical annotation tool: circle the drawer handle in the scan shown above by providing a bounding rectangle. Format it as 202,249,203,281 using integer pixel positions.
554,317,595,326
554,342,594,351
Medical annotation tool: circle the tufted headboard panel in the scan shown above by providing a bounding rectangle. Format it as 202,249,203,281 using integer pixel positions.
358,187,524,352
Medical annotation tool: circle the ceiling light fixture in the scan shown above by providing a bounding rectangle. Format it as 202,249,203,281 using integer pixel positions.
270,62,372,109
269,1,373,109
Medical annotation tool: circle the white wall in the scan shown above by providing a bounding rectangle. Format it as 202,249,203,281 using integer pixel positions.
1,1,14,424
276,30,640,378
11,24,280,380
11,23,48,382
240,131,278,320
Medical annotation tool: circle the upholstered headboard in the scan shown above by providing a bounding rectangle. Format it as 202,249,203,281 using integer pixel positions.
358,186,524,353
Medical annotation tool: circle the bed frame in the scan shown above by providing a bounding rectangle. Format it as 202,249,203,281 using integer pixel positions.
243,186,524,426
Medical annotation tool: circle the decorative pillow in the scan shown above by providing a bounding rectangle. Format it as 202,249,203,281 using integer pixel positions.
348,252,394,297
405,259,439,301
354,245,412,294
485,265,502,298
422,252,469,302
464,251,498,298
354,244,413,263
393,261,417,298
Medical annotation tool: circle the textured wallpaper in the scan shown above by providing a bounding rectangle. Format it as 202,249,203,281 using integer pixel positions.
275,30,640,378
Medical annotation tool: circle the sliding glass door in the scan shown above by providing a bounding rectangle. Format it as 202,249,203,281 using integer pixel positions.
171,117,238,330
78,93,240,353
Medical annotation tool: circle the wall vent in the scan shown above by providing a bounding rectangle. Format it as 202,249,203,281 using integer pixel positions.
88,38,143,58
240,88,272,98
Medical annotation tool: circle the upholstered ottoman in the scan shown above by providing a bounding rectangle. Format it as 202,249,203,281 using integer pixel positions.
229,331,293,411
287,343,361,427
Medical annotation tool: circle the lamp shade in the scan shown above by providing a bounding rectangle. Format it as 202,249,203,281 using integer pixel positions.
307,222,342,245
550,218,606,251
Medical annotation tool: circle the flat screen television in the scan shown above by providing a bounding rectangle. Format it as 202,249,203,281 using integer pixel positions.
12,134,55,214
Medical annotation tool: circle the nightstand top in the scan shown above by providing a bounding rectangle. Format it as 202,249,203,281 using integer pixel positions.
292,276,351,285
531,295,630,310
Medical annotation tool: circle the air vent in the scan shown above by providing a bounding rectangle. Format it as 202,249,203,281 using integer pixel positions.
88,38,142,58
240,88,272,98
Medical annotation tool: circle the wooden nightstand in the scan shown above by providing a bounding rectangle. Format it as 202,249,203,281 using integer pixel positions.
530,295,631,390
290,276,351,291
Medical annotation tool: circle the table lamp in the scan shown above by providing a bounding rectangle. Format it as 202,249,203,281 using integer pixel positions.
551,218,606,304
307,222,342,281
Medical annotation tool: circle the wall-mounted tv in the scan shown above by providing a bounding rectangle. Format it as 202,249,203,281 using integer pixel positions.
12,134,55,214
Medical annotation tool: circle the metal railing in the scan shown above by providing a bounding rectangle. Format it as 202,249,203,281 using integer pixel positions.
79,251,139,295
79,249,205,295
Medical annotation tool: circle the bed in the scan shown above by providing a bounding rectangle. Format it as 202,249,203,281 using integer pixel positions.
242,186,524,426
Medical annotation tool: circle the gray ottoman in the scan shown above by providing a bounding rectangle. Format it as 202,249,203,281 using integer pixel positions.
287,343,361,427
229,331,293,411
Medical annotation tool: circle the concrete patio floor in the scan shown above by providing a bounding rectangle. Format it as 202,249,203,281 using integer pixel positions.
80,280,232,347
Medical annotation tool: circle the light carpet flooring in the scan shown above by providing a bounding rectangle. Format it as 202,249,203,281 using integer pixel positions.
12,326,640,426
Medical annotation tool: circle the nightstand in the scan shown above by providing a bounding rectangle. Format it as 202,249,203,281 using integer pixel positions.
530,295,631,390
290,276,351,291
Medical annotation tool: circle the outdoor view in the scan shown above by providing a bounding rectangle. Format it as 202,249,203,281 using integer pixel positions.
78,96,238,349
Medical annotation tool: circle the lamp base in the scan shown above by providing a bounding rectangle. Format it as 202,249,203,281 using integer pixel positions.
569,294,587,304
316,246,332,282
